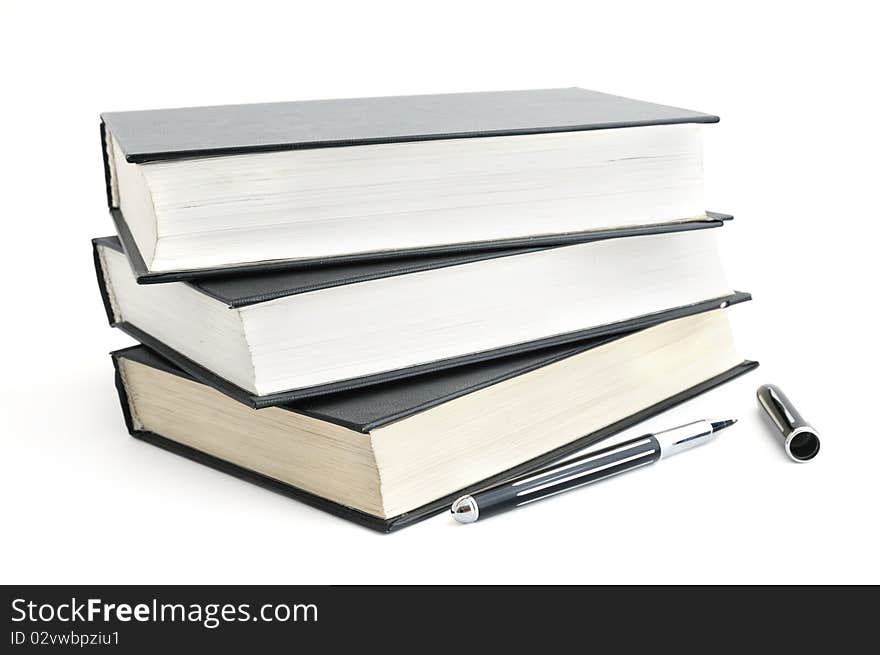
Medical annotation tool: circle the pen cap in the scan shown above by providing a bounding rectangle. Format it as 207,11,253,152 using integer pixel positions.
756,384,820,462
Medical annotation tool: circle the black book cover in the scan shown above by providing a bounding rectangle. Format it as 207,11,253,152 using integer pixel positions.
102,87,719,164
112,345,758,532
93,234,751,408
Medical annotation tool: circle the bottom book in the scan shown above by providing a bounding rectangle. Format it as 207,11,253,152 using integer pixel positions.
111,308,757,532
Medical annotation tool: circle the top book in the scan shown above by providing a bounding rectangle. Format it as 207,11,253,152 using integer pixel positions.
101,87,719,281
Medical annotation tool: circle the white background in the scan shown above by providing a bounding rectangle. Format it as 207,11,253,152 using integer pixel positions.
1,0,878,584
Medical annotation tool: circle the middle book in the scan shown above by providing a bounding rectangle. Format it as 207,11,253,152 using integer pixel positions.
93,221,743,408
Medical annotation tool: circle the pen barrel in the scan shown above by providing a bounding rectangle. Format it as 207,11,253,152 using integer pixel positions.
469,435,661,520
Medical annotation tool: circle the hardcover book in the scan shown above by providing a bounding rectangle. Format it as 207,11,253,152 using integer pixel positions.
100,87,721,281
112,308,758,532
93,225,748,407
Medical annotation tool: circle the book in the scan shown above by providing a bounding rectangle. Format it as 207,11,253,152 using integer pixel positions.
112,308,758,532
100,87,720,281
93,225,749,407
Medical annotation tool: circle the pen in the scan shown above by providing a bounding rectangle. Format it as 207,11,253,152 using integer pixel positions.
451,418,736,523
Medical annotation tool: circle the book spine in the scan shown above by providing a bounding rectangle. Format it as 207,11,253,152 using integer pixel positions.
99,121,115,209
110,353,136,435
92,239,118,326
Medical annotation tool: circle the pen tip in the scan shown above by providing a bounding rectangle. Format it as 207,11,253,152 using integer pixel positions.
710,419,737,432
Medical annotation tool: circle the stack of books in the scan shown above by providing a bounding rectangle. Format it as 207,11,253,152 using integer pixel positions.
93,88,757,531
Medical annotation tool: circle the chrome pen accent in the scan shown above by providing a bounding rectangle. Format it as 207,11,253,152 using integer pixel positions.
654,419,725,459
449,495,479,523
451,418,736,524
